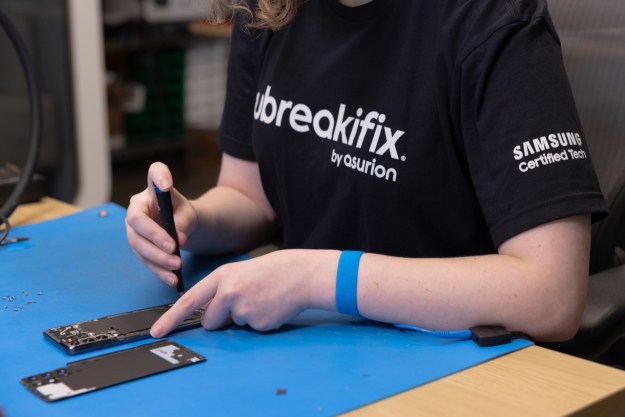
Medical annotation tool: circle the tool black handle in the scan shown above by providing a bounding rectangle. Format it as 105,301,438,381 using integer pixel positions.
153,183,184,293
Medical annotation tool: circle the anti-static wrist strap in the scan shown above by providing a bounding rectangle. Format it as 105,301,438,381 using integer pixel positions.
336,250,364,316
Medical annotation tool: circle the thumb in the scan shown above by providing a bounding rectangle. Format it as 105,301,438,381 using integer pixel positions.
148,162,174,192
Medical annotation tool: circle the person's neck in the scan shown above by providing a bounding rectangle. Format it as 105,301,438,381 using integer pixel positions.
339,0,373,6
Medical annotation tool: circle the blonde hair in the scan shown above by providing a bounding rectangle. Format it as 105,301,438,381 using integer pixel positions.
206,0,301,31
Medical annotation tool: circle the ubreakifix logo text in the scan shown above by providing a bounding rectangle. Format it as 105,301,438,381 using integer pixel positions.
253,85,407,182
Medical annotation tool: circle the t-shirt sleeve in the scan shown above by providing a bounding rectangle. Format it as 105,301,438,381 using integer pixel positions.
459,15,608,247
217,18,258,161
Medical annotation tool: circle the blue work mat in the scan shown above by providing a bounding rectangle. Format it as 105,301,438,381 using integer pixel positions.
0,203,532,417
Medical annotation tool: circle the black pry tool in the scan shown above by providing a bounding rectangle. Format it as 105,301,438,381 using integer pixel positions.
153,182,185,293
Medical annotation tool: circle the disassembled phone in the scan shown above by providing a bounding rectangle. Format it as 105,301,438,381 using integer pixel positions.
21,340,205,402
43,303,203,355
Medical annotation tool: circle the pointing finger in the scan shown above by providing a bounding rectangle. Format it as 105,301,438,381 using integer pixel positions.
150,276,218,338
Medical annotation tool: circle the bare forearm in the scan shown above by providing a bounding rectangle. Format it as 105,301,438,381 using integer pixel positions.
307,216,590,342
306,251,585,342
356,254,582,340
183,186,276,254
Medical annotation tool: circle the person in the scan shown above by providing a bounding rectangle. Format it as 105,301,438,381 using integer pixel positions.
126,0,608,342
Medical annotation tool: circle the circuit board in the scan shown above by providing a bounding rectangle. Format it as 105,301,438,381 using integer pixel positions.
43,304,203,354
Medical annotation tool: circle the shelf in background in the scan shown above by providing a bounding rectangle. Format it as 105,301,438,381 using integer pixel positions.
110,138,187,164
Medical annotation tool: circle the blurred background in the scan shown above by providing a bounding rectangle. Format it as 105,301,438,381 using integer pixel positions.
0,0,230,208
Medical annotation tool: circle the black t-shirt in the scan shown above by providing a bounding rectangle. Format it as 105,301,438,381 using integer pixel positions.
218,0,607,258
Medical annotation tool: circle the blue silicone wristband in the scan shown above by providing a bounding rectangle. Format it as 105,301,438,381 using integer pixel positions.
336,250,364,316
